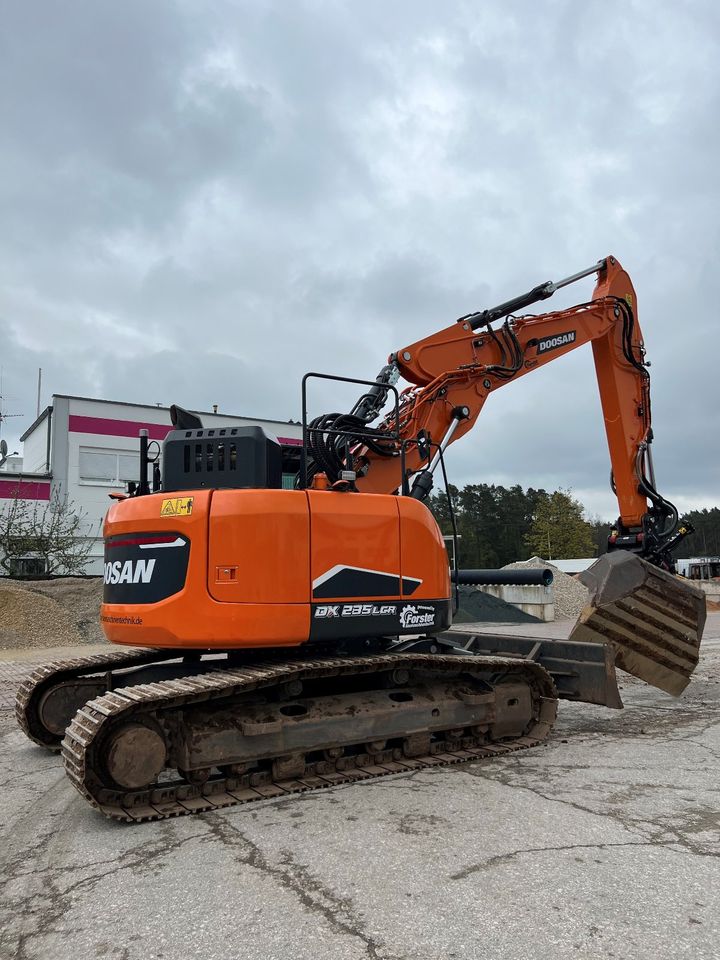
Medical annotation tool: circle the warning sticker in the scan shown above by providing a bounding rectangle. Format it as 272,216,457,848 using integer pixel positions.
161,497,194,517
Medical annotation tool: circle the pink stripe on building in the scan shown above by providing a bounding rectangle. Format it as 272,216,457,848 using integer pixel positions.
0,479,51,501
69,414,302,445
69,415,172,441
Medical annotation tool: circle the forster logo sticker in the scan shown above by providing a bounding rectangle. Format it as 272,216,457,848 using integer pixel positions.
104,559,156,585
399,604,436,629
537,330,576,355
315,603,396,618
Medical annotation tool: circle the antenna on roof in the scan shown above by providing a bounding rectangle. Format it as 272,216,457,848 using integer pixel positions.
0,368,23,441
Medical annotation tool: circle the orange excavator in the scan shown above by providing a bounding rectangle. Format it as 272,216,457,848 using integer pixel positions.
16,255,706,821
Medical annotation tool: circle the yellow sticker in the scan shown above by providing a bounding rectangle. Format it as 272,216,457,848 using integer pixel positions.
160,497,194,517
625,293,633,307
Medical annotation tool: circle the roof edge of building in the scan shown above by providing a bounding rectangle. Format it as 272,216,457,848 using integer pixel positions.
51,394,301,428
0,471,52,481
20,406,52,442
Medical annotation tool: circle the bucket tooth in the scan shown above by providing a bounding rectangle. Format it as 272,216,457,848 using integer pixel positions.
568,552,706,696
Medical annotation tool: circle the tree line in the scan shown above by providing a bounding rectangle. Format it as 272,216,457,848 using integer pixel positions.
427,484,720,568
677,508,720,558
427,484,596,568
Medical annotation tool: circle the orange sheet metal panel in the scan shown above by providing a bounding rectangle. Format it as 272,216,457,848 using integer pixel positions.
397,497,451,600
208,489,310,604
101,489,310,649
308,490,401,601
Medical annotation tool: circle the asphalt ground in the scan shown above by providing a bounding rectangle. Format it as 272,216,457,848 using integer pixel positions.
1,615,718,960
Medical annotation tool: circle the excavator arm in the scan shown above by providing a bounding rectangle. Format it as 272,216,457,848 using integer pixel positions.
302,255,706,697
308,255,688,569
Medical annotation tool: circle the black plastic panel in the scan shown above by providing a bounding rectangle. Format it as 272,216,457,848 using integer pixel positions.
162,425,282,491
103,532,190,605
309,598,451,641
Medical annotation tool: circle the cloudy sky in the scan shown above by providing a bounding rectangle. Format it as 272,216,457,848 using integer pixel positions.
1,0,718,518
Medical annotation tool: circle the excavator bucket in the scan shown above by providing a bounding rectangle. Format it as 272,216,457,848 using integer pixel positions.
569,552,706,696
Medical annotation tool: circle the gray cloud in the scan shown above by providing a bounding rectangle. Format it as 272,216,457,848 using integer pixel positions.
1,0,718,517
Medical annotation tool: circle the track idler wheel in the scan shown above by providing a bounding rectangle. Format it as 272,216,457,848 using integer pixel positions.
38,679,107,738
104,722,167,790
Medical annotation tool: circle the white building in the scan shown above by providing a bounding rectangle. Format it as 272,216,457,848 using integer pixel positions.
2,394,302,576
675,557,720,580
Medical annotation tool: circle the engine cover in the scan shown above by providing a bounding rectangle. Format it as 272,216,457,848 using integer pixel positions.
101,489,452,650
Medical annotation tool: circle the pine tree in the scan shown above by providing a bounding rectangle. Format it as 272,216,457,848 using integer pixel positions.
526,489,596,560
587,514,612,556
677,508,720,558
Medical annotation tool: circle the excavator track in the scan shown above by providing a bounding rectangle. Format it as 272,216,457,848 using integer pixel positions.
60,653,557,822
15,647,179,749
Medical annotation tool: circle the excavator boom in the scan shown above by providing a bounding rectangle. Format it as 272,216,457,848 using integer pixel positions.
351,257,660,535
303,255,704,694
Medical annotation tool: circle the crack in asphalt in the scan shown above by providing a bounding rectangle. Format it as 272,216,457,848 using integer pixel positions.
450,840,657,879
0,764,58,791
0,822,208,956
460,750,720,862
200,814,406,960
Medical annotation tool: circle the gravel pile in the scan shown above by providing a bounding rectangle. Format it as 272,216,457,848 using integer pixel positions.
0,577,105,649
503,556,590,620
453,586,541,624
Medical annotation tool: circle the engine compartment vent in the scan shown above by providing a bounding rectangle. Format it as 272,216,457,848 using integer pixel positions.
162,426,282,492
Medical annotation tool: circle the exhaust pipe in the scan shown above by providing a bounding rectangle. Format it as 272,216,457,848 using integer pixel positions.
452,568,554,587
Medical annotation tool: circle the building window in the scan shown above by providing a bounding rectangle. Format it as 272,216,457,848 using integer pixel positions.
7,556,48,577
79,448,141,485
